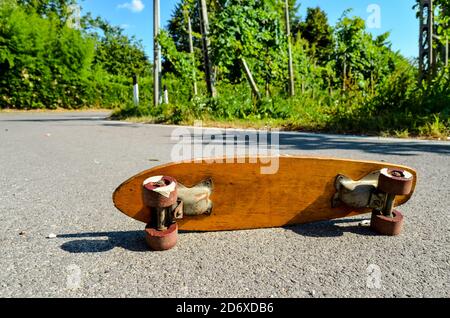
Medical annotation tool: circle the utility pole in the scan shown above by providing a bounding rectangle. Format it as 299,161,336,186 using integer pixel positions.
419,0,450,81
285,0,295,96
153,0,161,107
419,0,435,82
199,0,216,97
185,7,198,96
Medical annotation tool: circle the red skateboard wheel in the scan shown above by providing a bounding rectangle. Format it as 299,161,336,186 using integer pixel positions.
142,176,178,208
378,168,413,195
144,223,178,251
370,210,404,236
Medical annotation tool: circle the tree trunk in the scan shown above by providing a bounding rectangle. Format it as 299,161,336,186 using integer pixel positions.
343,61,347,91
371,72,374,96
285,0,295,97
199,0,216,98
241,58,261,100
446,35,449,67
185,8,198,96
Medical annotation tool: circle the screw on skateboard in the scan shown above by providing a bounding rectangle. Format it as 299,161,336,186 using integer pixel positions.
113,156,417,250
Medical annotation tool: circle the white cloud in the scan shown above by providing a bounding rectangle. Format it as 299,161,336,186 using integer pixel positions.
118,0,145,13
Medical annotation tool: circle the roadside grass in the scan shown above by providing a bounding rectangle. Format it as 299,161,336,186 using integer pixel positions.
110,79,449,140
394,129,411,139
417,115,449,139
111,99,449,140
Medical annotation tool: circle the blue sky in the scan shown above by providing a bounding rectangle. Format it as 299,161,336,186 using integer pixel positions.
80,0,419,60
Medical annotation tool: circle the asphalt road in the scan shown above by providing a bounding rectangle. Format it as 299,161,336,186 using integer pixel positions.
0,111,449,298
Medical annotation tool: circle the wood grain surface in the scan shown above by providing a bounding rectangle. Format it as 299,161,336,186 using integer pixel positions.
113,156,417,231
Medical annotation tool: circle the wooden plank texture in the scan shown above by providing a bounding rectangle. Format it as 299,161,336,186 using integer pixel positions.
113,156,417,231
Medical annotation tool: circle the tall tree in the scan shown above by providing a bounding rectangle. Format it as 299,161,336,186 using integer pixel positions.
85,15,149,78
167,0,201,53
299,7,333,65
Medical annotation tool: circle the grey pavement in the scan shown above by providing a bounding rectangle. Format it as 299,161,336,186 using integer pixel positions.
0,111,449,298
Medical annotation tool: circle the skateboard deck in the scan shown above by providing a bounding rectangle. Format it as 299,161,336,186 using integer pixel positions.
113,156,417,232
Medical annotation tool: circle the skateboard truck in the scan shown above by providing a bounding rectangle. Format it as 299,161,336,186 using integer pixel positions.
178,179,213,216
333,168,414,236
142,176,213,251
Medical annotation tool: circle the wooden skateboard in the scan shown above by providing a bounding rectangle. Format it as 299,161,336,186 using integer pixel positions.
113,156,417,250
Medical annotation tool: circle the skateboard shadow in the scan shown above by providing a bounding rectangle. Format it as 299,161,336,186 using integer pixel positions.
57,221,377,254
284,218,378,238
58,230,149,253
